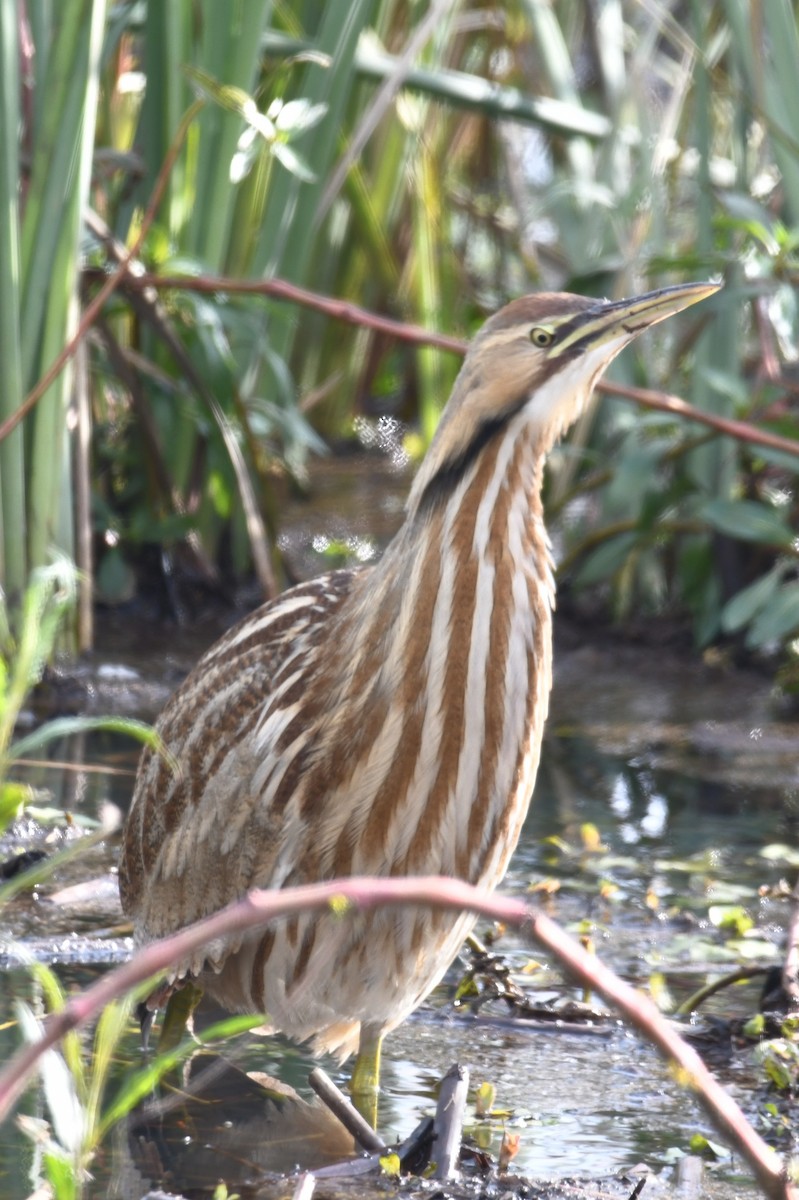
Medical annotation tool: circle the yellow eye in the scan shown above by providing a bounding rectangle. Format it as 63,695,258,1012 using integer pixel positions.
530,327,554,347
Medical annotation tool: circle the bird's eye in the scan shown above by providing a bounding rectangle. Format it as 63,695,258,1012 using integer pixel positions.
530,327,554,347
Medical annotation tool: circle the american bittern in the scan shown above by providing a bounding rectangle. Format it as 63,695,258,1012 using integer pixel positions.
120,281,717,1109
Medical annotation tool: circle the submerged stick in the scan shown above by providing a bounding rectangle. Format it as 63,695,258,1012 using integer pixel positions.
292,1173,316,1200
432,1063,469,1180
308,1067,386,1155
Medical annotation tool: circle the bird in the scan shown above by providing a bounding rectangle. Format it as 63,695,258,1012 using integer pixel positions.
119,280,718,1114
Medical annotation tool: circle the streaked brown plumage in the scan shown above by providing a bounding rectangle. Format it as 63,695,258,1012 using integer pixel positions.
119,282,717,1097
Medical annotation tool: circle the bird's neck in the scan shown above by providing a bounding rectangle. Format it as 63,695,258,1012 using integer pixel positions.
292,411,558,895
396,405,555,603
332,411,555,882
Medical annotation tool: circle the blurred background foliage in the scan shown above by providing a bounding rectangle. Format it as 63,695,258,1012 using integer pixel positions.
1,0,799,683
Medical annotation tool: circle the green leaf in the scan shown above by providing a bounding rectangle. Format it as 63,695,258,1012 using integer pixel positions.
379,1153,401,1177
9,716,161,762
261,29,613,140
16,1001,85,1154
698,499,794,547
0,780,31,831
99,1014,264,1137
707,905,753,936
574,531,637,585
44,1150,78,1200
688,1133,730,1159
744,1014,765,1038
763,1054,792,1091
746,584,799,648
475,1081,496,1117
95,547,136,604
720,564,788,633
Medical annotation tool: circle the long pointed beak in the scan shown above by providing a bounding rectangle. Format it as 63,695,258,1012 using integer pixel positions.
573,280,720,351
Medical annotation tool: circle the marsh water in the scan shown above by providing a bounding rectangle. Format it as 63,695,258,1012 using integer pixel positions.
1,453,797,1198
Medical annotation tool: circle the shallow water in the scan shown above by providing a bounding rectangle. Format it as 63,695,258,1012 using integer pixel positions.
0,452,796,1198
1,685,793,1197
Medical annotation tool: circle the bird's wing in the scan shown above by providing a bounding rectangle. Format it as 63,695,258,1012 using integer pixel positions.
118,567,361,946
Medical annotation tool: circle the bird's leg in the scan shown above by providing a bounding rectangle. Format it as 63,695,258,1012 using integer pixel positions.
157,981,204,1054
349,1023,383,1127
136,1001,155,1054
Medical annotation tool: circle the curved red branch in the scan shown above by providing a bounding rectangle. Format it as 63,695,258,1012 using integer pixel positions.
0,875,793,1198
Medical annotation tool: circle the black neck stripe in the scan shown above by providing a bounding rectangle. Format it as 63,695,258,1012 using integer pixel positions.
413,400,527,518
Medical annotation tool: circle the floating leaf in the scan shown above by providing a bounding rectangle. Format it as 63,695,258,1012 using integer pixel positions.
580,823,605,853
707,905,754,936
743,1014,765,1038
764,1056,792,1090
475,1081,496,1117
760,844,799,865
527,878,560,898
727,938,777,960
648,972,674,1013
689,1133,730,1159
379,1153,401,1177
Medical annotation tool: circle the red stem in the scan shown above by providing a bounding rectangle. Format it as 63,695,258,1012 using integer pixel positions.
0,875,793,1198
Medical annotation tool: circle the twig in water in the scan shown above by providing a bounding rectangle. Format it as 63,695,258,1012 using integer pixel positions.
676,965,773,1017
674,1153,704,1198
308,1066,386,1155
397,1115,435,1171
432,1062,469,1180
310,1154,380,1180
292,1172,316,1200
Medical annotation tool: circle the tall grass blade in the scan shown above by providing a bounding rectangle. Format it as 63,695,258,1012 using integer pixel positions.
26,0,106,577
0,2,26,594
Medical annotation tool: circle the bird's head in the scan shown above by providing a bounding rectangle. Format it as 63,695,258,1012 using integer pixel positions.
408,281,719,515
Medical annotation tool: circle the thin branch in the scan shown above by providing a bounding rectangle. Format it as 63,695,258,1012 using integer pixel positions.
123,271,799,463
128,271,467,354
676,965,773,1017
308,1067,386,1155
0,875,793,1199
597,377,799,462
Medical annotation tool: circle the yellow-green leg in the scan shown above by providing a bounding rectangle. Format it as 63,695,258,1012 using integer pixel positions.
157,981,204,1054
349,1024,383,1127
